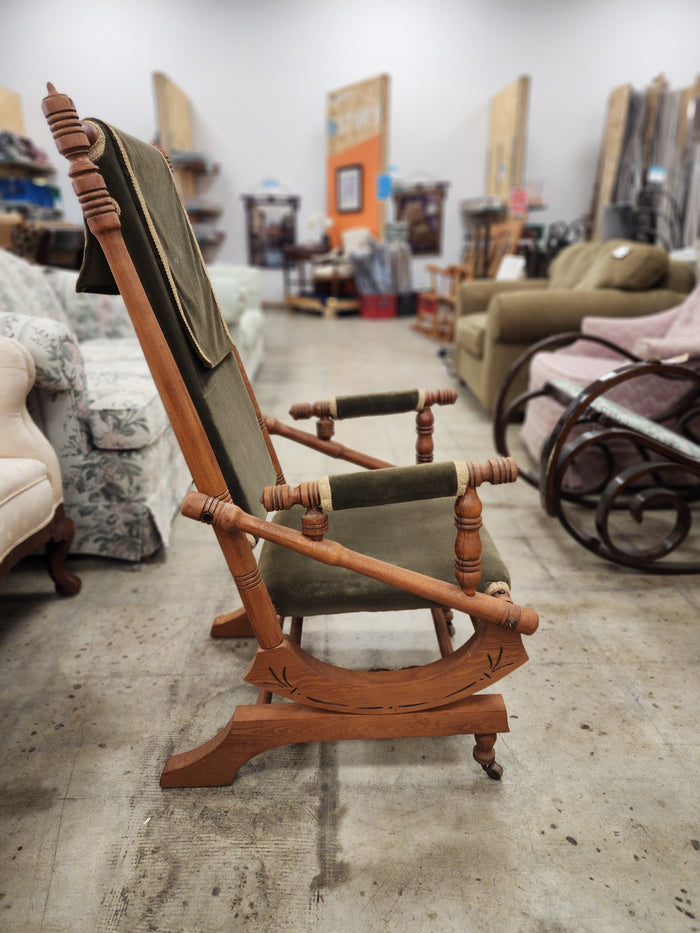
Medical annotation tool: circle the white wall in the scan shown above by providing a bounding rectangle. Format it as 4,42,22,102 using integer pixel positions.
3,0,700,300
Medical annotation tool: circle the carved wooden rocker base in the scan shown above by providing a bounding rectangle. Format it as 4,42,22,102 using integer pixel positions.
160,693,509,787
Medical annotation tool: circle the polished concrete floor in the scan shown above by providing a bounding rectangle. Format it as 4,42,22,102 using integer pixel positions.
1,309,698,933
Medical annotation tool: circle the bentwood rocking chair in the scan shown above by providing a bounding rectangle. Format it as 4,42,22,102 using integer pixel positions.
43,85,538,789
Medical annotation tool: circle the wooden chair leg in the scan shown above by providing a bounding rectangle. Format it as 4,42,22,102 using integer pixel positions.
473,732,503,780
431,608,455,657
46,506,81,596
160,693,509,787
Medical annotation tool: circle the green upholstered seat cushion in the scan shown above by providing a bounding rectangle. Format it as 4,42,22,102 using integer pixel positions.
259,498,510,617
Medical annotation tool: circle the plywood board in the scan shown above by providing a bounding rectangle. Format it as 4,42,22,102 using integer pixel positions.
326,74,390,246
487,76,530,205
152,71,193,154
0,86,24,134
590,83,633,239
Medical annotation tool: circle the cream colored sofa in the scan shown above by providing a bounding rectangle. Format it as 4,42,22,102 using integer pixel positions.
0,335,81,593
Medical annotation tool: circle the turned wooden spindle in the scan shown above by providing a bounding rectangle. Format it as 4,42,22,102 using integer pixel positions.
316,415,335,441
263,480,322,512
289,400,332,420
453,457,517,596
454,487,483,596
301,507,329,541
415,406,435,463
423,388,457,407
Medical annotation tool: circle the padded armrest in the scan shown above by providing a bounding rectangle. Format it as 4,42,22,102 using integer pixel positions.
456,278,546,317
0,312,86,392
486,289,691,343
262,457,518,512
289,388,457,421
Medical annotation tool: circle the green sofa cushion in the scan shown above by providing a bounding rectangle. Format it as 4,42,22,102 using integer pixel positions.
549,240,668,292
548,242,597,289
574,240,667,291
259,498,510,617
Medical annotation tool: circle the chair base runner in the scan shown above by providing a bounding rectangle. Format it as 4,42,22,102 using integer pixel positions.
210,607,255,638
160,693,509,787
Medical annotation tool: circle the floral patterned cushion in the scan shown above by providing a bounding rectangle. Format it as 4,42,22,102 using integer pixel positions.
0,250,263,560
80,338,171,450
0,312,87,394
42,266,135,341
0,248,72,329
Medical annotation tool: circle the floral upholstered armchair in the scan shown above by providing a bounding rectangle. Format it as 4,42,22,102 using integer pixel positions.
0,248,265,560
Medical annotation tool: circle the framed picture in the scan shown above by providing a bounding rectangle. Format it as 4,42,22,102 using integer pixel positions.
242,193,299,268
393,182,449,255
336,164,363,213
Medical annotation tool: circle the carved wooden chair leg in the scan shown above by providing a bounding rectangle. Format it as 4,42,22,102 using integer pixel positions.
473,732,503,780
46,506,81,596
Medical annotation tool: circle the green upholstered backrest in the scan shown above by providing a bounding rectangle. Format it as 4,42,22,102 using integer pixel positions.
76,120,277,520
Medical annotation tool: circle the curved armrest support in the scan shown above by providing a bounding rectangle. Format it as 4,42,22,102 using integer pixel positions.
289,387,456,421
261,457,518,512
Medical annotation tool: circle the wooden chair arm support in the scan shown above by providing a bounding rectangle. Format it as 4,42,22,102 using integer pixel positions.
260,457,518,512
182,490,538,635
264,416,392,470
289,387,457,421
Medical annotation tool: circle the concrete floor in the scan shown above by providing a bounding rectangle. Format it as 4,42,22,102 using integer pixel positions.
1,309,698,933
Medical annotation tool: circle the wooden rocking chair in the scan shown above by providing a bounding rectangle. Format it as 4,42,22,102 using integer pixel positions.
43,85,538,789
412,263,462,342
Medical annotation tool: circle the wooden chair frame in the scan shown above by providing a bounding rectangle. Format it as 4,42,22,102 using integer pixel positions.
43,85,538,789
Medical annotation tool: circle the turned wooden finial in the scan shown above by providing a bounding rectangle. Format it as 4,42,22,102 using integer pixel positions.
41,83,120,236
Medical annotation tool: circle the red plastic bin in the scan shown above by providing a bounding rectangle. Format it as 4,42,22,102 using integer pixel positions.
359,294,397,319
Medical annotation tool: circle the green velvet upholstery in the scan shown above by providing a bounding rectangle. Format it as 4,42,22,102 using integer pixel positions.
75,120,512,617
260,499,510,616
324,461,465,511
76,121,277,520
333,389,424,419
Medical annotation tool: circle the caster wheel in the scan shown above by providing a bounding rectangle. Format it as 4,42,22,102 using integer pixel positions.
482,760,503,781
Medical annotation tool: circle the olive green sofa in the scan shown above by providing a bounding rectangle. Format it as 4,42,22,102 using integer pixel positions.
452,239,695,413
